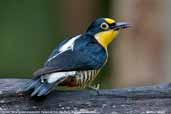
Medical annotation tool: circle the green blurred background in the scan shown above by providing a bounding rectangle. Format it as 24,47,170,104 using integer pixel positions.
0,0,171,89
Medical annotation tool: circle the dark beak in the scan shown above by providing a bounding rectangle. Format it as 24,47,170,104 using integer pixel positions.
113,22,132,30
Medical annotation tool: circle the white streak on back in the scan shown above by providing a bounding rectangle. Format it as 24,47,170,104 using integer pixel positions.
47,35,81,62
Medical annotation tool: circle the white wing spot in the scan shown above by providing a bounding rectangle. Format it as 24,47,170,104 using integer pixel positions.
47,35,81,62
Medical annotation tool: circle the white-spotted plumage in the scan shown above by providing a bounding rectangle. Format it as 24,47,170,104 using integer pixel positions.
47,35,81,62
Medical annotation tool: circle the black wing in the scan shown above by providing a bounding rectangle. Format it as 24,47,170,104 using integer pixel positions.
33,34,107,76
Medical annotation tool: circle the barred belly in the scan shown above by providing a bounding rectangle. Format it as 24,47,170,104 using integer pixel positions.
59,70,100,88
75,70,100,87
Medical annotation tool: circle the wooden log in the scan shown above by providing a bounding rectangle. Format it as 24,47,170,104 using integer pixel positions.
0,79,171,114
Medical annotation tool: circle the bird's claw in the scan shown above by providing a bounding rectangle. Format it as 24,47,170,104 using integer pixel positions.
87,83,100,95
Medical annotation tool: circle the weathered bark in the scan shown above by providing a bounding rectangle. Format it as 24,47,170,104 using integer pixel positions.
0,79,171,114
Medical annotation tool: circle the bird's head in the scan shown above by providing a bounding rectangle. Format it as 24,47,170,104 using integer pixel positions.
86,18,131,48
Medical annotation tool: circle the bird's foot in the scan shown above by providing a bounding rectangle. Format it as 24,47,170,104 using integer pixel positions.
87,83,100,95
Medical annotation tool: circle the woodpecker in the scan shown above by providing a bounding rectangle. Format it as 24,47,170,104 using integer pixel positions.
24,18,130,96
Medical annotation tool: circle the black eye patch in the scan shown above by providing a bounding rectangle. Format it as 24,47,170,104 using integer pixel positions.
109,23,116,29
110,23,116,27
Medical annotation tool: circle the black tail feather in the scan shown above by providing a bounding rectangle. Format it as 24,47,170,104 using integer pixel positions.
23,74,68,96
23,79,55,97
23,79,41,92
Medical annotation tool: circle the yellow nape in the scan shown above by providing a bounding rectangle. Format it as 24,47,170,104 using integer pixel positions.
104,18,116,24
95,30,119,48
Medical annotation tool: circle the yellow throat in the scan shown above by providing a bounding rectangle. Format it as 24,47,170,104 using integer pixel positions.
95,30,119,48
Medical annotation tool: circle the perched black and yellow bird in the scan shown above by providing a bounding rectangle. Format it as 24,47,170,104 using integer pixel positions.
24,18,130,96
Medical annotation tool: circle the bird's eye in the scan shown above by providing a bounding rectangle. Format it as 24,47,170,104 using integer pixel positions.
100,22,109,30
